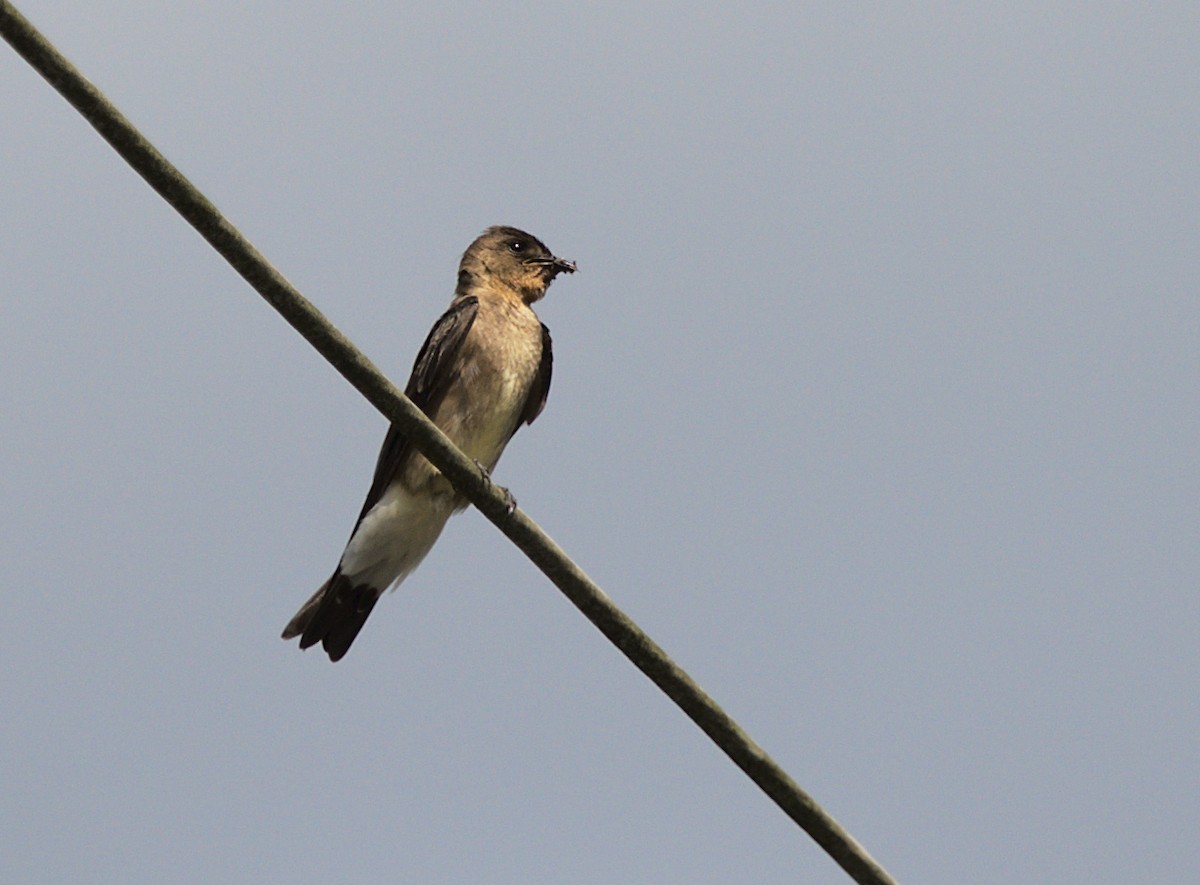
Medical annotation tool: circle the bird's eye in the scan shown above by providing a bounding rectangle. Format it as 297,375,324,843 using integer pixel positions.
508,240,526,254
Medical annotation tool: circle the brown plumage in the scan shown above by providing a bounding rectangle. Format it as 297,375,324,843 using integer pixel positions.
282,227,575,661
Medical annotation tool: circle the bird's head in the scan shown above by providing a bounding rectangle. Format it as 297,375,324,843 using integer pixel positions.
457,226,576,303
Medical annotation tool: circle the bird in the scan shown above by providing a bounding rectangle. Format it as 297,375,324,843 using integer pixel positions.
282,226,576,661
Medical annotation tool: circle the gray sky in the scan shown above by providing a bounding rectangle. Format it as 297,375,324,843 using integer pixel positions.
3,3,1198,883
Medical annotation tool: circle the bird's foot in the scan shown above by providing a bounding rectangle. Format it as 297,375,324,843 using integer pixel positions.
474,459,517,515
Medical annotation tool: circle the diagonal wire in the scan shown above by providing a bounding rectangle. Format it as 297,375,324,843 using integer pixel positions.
0,5,899,884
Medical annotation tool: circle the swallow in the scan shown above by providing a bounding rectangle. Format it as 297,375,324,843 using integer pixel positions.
282,226,576,660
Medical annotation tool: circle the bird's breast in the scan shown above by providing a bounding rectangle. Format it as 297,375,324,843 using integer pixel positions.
428,298,542,472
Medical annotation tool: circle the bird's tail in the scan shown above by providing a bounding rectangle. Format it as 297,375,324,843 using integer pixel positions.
281,572,381,662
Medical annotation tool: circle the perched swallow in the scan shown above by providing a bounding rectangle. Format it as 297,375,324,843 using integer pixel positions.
282,226,576,661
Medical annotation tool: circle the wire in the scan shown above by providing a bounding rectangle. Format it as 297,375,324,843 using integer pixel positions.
0,5,899,883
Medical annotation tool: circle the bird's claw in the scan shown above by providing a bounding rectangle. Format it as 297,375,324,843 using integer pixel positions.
474,460,517,515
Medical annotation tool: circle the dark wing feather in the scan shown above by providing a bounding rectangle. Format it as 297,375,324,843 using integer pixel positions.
517,323,553,429
354,296,478,523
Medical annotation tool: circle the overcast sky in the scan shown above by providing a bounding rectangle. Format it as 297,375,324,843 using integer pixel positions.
3,3,1198,883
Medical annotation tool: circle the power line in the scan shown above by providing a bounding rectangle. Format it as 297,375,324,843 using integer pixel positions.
0,5,899,883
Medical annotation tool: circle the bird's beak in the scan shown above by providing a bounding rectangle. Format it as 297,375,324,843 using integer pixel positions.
551,256,577,277
528,255,578,279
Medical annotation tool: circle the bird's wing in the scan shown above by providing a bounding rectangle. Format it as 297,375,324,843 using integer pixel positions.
517,323,553,430
283,299,477,660
353,296,479,523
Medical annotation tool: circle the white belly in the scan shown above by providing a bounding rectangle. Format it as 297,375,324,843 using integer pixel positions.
339,483,454,589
